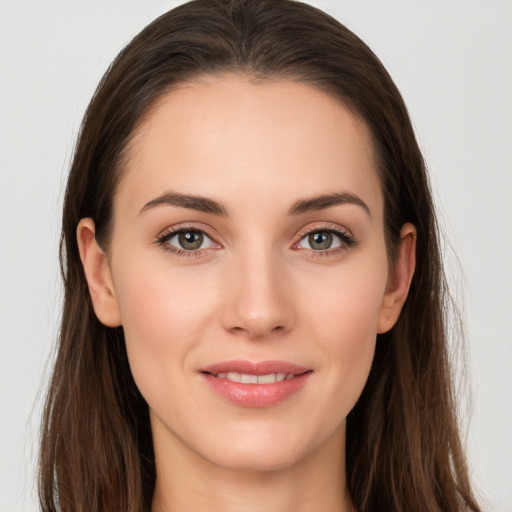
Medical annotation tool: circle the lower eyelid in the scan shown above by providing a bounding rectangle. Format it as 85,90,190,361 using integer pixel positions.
162,246,205,258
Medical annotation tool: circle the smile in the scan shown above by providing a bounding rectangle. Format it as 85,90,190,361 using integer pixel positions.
200,360,313,408
211,372,295,384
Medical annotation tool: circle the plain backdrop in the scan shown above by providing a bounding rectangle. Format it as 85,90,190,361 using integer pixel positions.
1,1,511,511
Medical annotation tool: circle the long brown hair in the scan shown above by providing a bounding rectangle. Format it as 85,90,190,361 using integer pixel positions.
39,1,481,510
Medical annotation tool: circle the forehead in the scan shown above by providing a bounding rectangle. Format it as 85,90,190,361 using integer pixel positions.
117,75,382,219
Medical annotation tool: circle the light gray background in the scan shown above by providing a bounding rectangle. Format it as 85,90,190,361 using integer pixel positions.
1,1,511,511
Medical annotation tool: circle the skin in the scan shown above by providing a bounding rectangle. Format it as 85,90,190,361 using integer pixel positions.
78,75,416,512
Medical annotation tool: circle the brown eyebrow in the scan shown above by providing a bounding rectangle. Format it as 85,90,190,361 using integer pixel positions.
139,190,370,218
139,191,228,216
288,192,371,218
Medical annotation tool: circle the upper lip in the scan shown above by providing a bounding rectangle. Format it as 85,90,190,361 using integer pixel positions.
200,360,311,376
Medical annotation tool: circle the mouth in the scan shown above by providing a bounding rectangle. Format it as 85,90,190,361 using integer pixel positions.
207,371,296,384
199,360,313,408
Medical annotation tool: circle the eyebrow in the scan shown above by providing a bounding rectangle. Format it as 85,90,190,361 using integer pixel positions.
139,191,228,216
288,192,371,217
139,190,371,218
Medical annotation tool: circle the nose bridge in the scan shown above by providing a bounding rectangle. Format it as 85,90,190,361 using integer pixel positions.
222,242,294,338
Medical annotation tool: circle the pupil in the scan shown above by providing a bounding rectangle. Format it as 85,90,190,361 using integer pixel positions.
179,231,203,250
309,232,332,250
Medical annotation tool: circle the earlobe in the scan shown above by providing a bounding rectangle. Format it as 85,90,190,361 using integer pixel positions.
377,223,416,334
77,218,122,327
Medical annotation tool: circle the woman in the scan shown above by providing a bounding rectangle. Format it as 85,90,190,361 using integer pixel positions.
38,0,482,510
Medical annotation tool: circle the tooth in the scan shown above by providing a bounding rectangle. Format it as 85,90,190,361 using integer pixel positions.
258,373,277,384
226,372,242,383
241,374,258,384
219,372,295,384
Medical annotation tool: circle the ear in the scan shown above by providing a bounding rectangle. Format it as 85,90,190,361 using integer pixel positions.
77,218,122,327
377,223,416,333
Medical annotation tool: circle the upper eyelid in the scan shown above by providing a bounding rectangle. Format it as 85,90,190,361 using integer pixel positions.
157,223,219,241
155,221,354,247
294,222,353,240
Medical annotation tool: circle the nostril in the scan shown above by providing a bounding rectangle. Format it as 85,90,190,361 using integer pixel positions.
221,291,295,338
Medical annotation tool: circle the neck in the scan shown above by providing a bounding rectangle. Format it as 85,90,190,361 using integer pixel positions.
150,420,354,512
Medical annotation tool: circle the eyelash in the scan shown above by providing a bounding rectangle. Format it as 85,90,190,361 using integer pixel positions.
154,224,357,258
293,224,357,258
155,224,218,258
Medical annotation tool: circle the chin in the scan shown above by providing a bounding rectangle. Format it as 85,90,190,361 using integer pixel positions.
207,444,308,473
190,419,344,474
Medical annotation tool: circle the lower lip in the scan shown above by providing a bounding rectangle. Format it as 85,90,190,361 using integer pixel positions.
201,372,312,408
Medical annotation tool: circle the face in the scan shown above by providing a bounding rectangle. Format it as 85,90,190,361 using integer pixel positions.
87,76,406,473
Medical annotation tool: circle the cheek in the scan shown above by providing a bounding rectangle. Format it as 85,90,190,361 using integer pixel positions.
111,257,218,393
301,258,387,403
303,254,387,339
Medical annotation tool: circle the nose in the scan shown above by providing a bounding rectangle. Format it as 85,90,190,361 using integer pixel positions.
221,249,295,339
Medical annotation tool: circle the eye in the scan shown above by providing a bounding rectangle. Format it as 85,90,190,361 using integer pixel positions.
158,227,216,252
301,231,341,251
294,227,355,254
